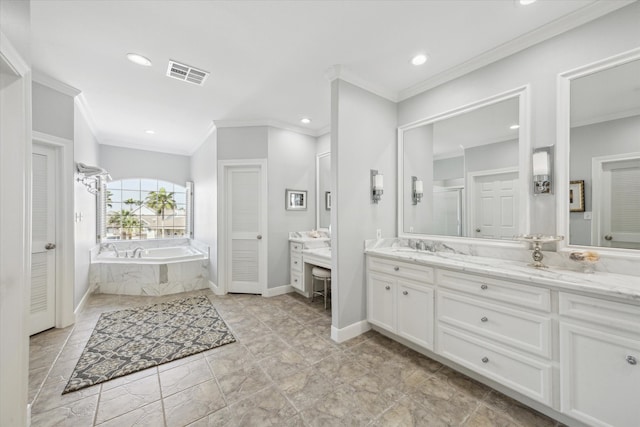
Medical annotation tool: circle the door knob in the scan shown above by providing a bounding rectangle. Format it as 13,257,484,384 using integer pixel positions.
475,228,481,233
604,235,613,241
257,235,262,240
45,243,56,250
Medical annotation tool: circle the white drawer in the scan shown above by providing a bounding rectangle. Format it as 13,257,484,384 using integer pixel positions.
290,242,303,253
438,291,551,358
438,326,552,405
367,255,434,284
437,270,550,312
291,254,302,273
559,293,640,334
290,271,302,291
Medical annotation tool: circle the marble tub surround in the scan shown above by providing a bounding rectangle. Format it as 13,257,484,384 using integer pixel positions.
365,239,640,303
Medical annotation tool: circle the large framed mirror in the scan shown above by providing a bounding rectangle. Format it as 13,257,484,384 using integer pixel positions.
557,48,640,253
398,86,530,243
316,151,331,230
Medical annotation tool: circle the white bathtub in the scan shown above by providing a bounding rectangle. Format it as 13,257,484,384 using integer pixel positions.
94,246,208,264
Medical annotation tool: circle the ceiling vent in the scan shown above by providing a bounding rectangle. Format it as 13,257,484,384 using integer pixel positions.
166,60,210,86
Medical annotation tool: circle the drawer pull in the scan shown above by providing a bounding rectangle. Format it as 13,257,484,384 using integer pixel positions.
294,279,298,283
481,316,488,322
481,357,489,363
403,290,408,295
480,284,488,290
294,261,298,264
627,355,637,365
385,285,391,290
394,266,400,271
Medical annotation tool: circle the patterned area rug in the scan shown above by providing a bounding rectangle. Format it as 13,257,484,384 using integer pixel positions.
63,296,235,394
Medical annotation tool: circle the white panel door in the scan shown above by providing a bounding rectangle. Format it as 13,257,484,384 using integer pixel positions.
595,158,640,249
226,166,265,294
473,172,518,239
30,143,57,335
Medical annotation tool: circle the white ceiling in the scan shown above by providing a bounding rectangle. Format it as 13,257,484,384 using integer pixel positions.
30,0,630,155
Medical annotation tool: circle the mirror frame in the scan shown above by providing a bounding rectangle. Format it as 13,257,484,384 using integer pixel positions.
556,47,640,259
397,85,531,246
316,151,330,230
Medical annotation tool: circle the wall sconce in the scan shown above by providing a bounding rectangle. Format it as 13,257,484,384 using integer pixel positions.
412,176,424,204
371,169,383,203
532,146,553,195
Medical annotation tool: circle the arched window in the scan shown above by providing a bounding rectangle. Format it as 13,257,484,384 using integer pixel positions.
98,178,193,241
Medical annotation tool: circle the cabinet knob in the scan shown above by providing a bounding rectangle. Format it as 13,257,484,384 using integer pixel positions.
604,235,613,241
294,279,298,283
394,266,400,271
385,285,391,290
627,355,637,365
403,290,408,295
481,357,489,363
294,261,298,264
481,316,488,322
475,228,481,233
480,284,488,290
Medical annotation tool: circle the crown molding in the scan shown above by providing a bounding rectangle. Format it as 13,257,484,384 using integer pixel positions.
99,138,193,157
214,119,327,138
74,93,101,142
0,30,29,76
186,121,217,155
32,70,81,97
398,0,635,102
325,64,398,102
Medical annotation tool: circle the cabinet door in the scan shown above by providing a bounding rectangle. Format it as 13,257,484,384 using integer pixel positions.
397,280,434,350
560,322,640,427
367,273,395,332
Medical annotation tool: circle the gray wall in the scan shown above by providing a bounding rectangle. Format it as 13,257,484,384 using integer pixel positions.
465,139,518,173
100,145,191,183
74,103,100,307
397,2,640,236
267,127,317,288
33,82,74,140
569,115,640,245
316,132,331,154
318,153,331,229
190,130,218,284
434,156,464,181
217,126,268,160
332,79,397,329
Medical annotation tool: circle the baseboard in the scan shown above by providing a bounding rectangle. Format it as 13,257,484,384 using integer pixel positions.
27,403,31,427
73,282,96,321
209,280,225,296
331,320,371,343
263,284,294,297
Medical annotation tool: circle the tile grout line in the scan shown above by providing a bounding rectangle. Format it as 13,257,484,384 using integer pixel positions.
92,383,103,426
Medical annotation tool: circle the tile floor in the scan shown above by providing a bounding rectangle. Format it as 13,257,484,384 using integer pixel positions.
29,289,564,426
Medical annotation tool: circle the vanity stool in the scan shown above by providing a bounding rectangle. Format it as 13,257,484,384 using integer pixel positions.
311,267,331,309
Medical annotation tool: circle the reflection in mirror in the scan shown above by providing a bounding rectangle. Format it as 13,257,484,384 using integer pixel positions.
316,152,331,229
569,58,640,249
402,96,521,239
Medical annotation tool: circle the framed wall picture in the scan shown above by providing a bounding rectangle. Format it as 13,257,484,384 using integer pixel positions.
285,189,307,210
325,191,331,210
569,180,585,212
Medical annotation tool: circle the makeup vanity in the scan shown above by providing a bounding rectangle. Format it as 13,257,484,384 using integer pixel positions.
370,47,640,427
289,231,330,296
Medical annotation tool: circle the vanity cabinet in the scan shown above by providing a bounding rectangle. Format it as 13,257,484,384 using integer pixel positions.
289,242,303,291
366,256,435,350
437,270,553,404
559,293,640,427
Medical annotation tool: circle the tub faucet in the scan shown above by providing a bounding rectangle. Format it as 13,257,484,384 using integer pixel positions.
102,243,119,257
132,247,145,258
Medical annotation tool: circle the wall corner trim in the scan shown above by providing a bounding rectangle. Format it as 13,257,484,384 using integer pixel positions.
209,280,225,296
331,320,371,343
32,70,81,97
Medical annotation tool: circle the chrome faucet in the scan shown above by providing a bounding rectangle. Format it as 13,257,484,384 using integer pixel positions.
132,247,145,258
102,243,119,257
416,241,426,251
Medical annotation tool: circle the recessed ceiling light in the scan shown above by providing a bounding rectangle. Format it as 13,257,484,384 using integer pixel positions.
300,117,312,124
510,124,520,130
519,0,537,5
145,130,155,135
127,53,152,67
411,54,428,66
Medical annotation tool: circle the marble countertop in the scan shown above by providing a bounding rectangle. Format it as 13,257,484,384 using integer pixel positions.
302,247,332,262
365,247,640,304
290,236,331,244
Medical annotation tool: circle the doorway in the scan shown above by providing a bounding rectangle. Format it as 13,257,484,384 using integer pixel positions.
468,168,519,239
219,159,268,294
